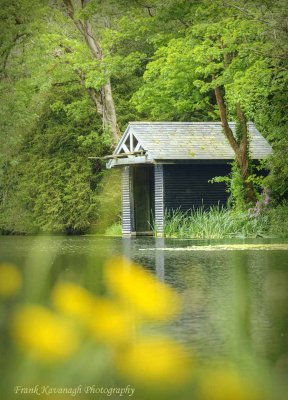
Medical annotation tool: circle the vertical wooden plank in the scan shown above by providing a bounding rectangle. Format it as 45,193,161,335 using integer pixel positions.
122,166,133,236
130,168,135,233
129,131,133,152
154,164,164,236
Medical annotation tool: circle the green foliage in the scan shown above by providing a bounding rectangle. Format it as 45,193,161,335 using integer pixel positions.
211,162,251,211
131,37,214,121
264,138,288,202
268,202,288,238
0,86,110,234
211,161,268,212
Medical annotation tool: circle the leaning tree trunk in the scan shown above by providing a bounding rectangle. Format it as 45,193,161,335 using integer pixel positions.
63,0,120,144
214,83,256,204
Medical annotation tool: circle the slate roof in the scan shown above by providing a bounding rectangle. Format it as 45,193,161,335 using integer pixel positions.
108,122,272,167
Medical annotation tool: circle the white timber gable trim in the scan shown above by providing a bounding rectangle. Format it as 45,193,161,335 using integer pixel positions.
107,125,147,169
118,128,144,154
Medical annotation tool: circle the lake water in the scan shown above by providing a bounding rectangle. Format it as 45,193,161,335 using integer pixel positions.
1,235,288,370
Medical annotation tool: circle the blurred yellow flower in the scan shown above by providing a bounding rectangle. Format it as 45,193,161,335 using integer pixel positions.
0,263,22,298
116,338,192,385
11,305,79,362
200,368,263,400
88,298,134,345
51,282,95,324
52,282,134,344
104,257,180,320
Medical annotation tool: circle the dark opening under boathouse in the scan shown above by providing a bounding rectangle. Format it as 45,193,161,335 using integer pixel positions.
106,122,272,237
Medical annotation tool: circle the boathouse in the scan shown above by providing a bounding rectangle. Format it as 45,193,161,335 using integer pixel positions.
106,122,272,237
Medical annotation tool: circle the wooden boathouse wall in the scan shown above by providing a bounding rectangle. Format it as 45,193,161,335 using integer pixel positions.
164,164,230,212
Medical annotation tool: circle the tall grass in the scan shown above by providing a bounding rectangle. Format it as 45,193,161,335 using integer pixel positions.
163,205,272,239
105,222,122,236
268,201,288,238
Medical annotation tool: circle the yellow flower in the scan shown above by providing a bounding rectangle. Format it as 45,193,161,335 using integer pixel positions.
0,263,22,298
88,298,134,345
51,282,134,344
199,367,263,400
11,305,79,362
104,257,180,320
51,282,96,324
116,338,192,385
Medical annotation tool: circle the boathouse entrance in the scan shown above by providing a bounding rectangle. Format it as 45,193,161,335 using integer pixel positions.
133,166,154,234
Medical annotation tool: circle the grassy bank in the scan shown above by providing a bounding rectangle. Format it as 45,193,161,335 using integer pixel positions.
104,204,288,239
163,204,288,239
104,222,122,236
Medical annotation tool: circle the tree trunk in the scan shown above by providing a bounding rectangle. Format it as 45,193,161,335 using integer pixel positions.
235,103,256,203
102,82,119,142
63,0,120,144
214,83,256,204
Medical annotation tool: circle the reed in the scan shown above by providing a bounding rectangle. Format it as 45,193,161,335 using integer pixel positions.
163,205,271,239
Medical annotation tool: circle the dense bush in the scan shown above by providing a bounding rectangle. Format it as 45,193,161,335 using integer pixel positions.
268,202,288,238
0,88,112,235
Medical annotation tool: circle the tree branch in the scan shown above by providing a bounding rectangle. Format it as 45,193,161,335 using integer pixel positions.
221,0,288,33
134,0,156,17
63,0,86,36
1,32,30,75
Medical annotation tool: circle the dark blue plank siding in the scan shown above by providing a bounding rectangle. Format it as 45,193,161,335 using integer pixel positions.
164,164,230,211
